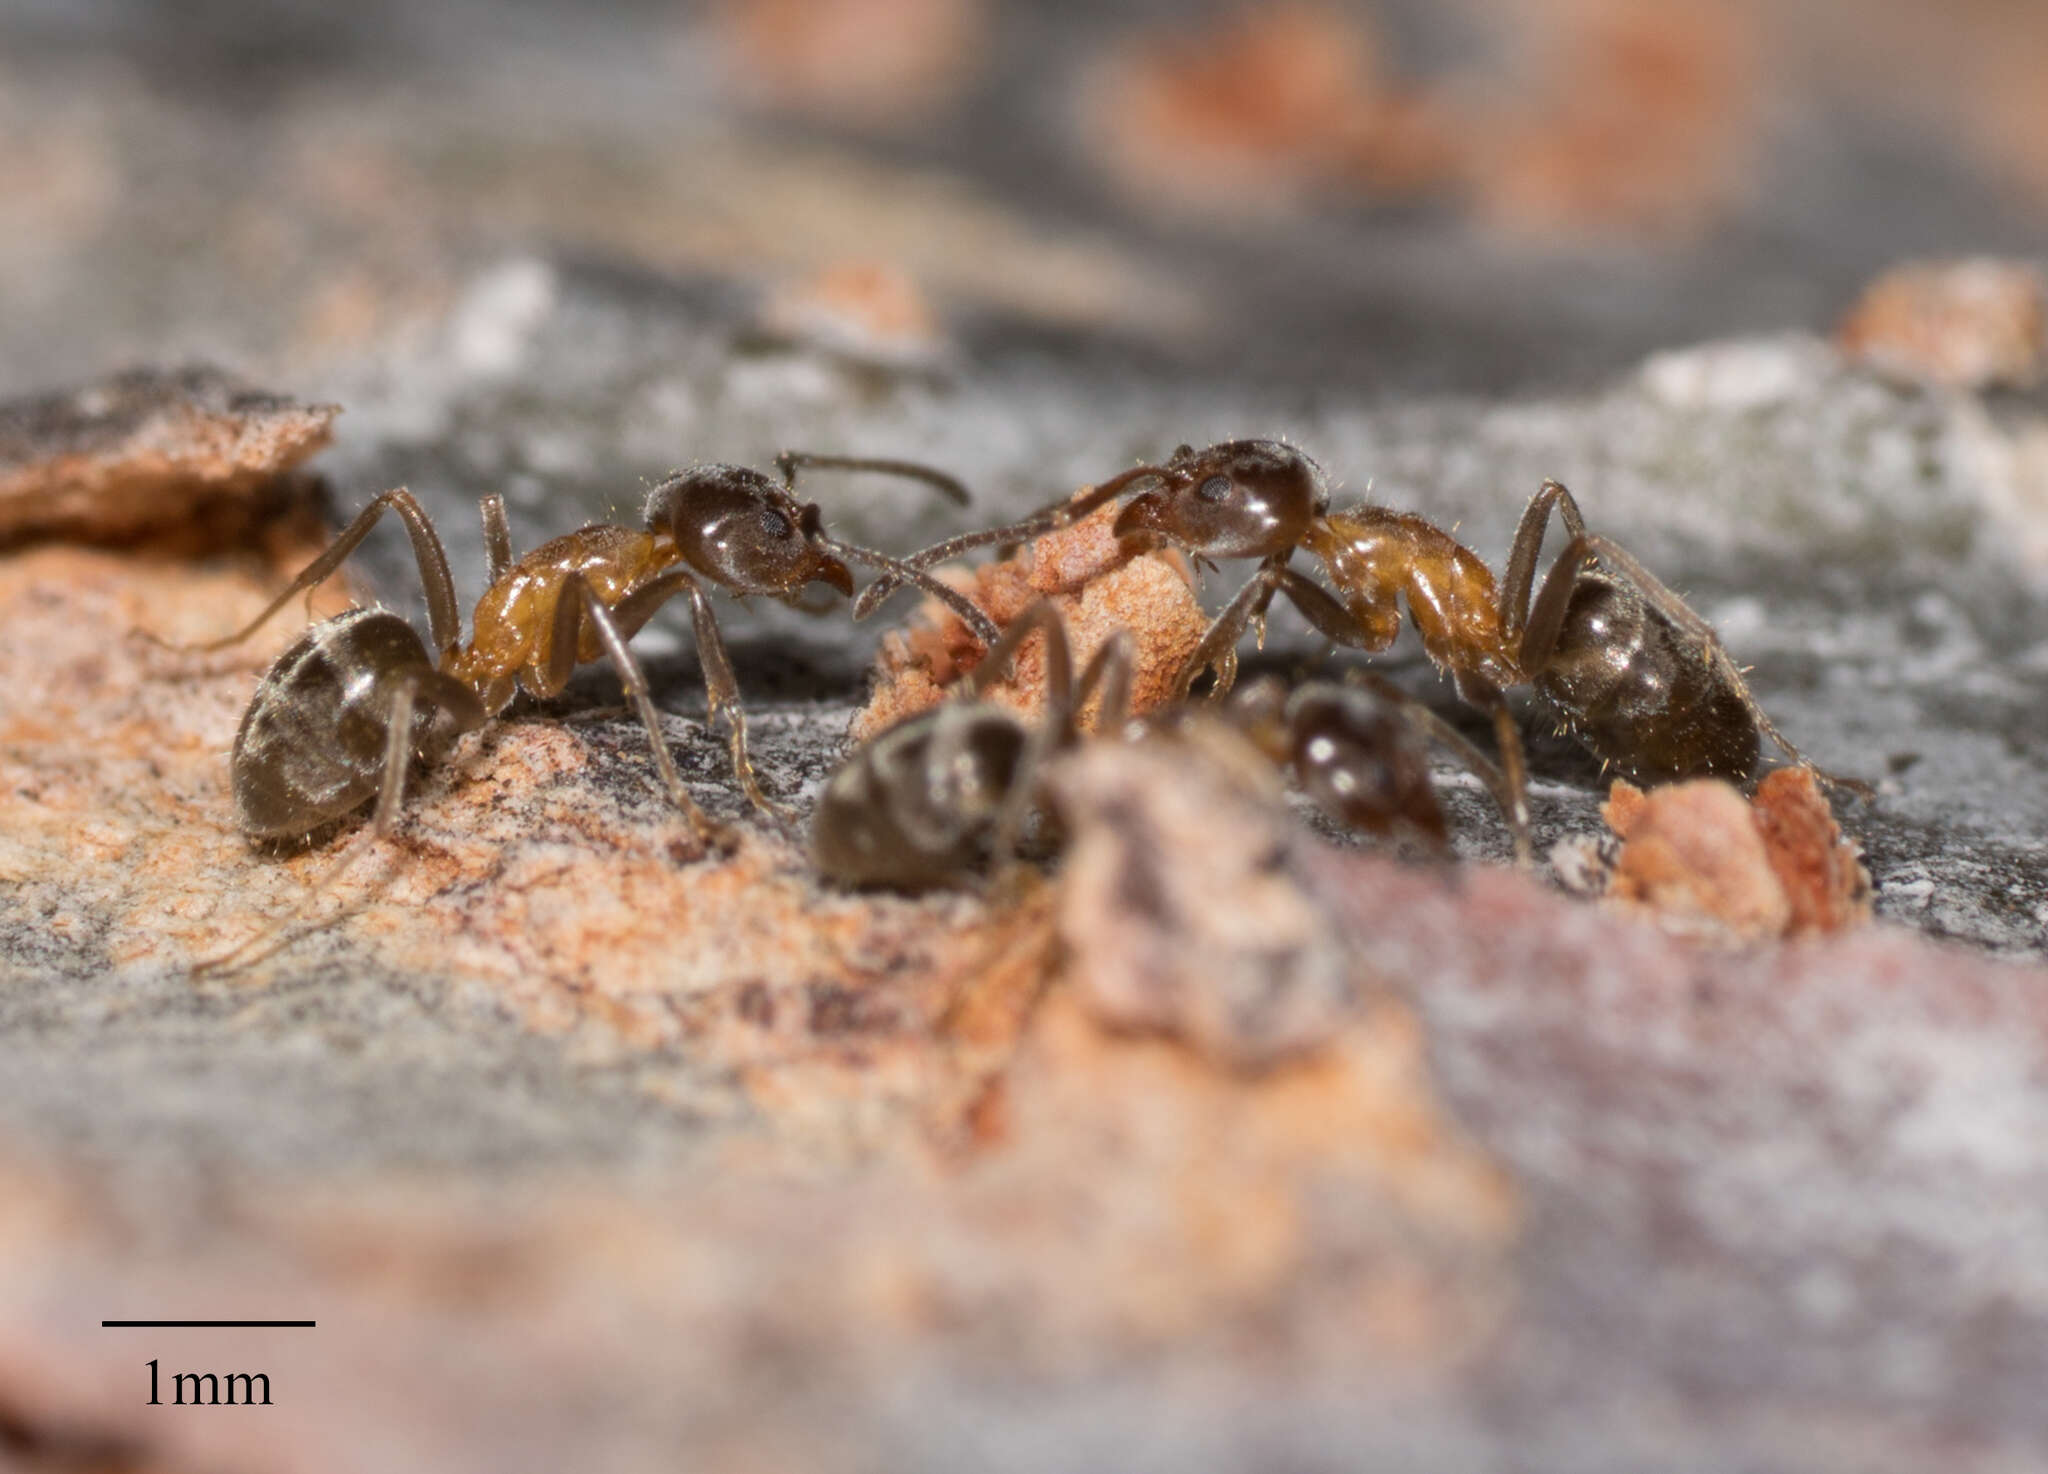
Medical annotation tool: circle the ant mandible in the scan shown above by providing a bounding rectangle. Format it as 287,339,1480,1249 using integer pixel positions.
812,600,1516,890
201,453,1004,854
858,439,1870,864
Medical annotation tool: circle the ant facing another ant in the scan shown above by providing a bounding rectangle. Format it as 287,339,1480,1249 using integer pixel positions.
859,439,1871,866
191,453,1001,856
812,601,1516,891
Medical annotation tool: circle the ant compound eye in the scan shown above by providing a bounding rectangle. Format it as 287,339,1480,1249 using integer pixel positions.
759,507,793,541
1197,475,1232,503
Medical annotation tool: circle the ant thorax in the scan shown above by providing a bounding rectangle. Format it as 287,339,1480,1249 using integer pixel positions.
447,524,674,700
1304,509,1516,688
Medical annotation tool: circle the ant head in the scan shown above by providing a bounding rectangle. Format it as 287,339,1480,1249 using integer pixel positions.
1111,440,1325,560
1284,685,1447,851
647,465,853,598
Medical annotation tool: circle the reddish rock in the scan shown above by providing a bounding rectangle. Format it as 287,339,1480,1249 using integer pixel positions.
713,0,988,127
1466,0,1760,239
1590,771,1872,942
1837,256,2048,390
1086,4,1458,216
0,366,337,548
853,498,1206,742
754,261,950,369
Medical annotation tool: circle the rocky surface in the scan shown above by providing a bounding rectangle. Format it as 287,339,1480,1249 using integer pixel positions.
6,280,2048,1470
10,4,2048,1470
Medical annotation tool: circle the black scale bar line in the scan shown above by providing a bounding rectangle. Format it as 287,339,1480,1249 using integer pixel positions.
99,1326,313,1334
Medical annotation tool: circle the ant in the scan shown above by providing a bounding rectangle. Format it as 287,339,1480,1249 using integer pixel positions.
812,600,1517,890
194,453,1004,855
857,439,1870,865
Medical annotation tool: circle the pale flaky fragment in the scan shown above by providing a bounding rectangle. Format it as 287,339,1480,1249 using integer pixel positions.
1837,257,2047,391
853,498,1208,742
1047,734,1355,1070
1749,766,1875,934
1590,770,1871,942
753,261,950,370
1602,777,1794,941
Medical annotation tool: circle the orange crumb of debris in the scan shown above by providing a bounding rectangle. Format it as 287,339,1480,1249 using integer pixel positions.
1467,0,1759,240
757,262,946,364
1837,258,2047,391
853,499,1207,743
1090,4,1458,213
715,0,986,127
1750,767,1875,934
1602,769,1870,941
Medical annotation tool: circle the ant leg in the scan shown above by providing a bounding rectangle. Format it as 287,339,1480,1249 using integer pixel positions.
851,464,1167,621
365,673,425,837
1175,560,1377,702
775,451,971,507
962,600,1075,732
1449,671,1534,865
181,488,464,659
950,601,1078,872
983,719,1054,882
1076,630,1135,736
1175,560,1287,701
1264,564,1383,648
1515,533,1596,681
358,669,488,840
608,570,796,825
1500,479,1591,646
671,580,794,829
543,571,733,851
321,670,484,848
480,495,514,585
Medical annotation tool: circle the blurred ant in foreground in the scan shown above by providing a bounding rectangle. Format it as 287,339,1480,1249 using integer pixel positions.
812,601,1516,890
195,453,1000,856
859,439,1870,865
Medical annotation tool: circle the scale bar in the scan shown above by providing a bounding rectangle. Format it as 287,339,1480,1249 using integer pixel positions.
102,1320,315,1328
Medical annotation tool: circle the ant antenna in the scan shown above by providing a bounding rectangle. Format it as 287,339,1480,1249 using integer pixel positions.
822,537,1003,646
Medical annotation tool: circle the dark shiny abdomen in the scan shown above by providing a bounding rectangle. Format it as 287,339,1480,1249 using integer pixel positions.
231,609,438,838
811,706,1028,889
1533,578,1761,783
1285,686,1446,843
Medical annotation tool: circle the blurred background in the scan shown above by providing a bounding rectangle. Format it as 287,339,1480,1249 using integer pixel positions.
7,0,2048,400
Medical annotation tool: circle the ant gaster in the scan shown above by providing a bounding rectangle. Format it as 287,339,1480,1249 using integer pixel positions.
207,453,1003,852
859,439,1868,864
812,601,1514,890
